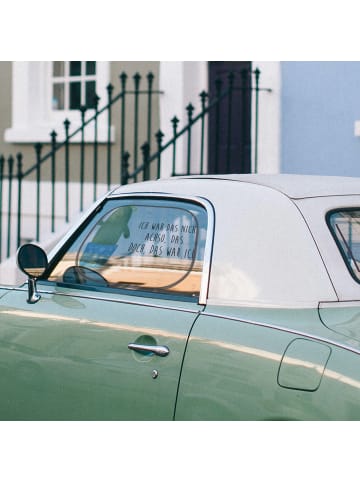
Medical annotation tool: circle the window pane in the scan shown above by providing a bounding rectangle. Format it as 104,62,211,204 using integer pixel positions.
53,61,64,77
70,61,81,76
86,61,96,75
70,81,81,109
85,81,96,108
48,198,208,298
52,83,64,110
328,209,360,282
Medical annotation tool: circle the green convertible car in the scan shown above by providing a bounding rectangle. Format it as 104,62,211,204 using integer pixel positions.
1,173,360,420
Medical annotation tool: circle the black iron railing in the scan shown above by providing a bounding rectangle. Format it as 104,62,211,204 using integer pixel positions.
121,68,271,183
0,67,270,263
0,72,162,262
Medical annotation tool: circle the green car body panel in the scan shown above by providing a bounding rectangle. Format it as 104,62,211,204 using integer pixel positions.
175,306,360,420
2,174,360,420
0,285,200,420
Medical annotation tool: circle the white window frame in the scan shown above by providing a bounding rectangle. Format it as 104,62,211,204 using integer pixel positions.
5,61,112,143
51,61,97,112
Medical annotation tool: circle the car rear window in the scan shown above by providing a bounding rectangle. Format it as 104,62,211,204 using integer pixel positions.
47,197,208,299
327,208,360,282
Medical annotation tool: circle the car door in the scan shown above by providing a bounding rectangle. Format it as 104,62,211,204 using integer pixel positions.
0,195,212,421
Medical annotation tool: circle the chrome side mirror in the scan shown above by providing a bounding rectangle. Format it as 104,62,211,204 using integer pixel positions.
17,244,48,304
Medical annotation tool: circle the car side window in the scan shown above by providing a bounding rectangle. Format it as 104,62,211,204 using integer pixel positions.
327,208,360,283
47,197,208,299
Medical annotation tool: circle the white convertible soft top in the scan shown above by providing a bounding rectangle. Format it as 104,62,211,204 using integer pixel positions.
113,173,360,199
113,174,360,307
168,173,360,199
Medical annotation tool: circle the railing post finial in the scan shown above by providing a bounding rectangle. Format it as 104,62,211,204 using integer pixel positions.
121,151,130,186
155,130,164,179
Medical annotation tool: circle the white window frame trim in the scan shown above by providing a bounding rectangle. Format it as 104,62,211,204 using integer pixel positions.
51,61,97,112
5,61,112,143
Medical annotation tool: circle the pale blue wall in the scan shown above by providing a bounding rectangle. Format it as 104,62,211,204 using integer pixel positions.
281,61,360,176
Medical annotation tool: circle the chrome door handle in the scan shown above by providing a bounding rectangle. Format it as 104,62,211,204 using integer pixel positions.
128,343,170,357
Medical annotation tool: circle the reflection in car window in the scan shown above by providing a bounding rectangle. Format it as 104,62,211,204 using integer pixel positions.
48,198,208,298
328,209,360,282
